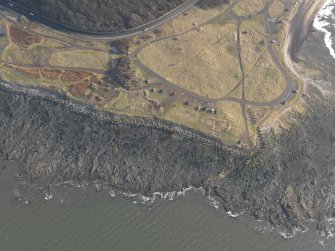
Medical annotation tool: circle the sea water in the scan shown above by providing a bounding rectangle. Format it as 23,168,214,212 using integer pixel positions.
1,160,335,250
314,0,335,59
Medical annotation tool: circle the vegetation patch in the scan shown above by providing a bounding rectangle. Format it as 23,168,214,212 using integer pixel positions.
40,68,62,80
60,70,93,82
244,53,286,103
13,64,41,78
155,5,227,37
114,56,143,91
138,23,241,99
269,0,285,18
2,43,52,65
240,23,266,73
233,0,265,16
111,90,161,116
49,50,111,70
8,25,41,48
216,101,244,140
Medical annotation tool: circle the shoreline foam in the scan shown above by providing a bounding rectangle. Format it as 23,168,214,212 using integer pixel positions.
313,0,335,59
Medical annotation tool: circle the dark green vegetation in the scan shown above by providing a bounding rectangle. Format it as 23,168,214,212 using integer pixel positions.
11,0,188,32
11,0,231,32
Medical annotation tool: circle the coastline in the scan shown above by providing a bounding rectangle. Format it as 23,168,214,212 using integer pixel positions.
283,0,327,81
0,0,335,238
1,83,335,235
313,0,335,59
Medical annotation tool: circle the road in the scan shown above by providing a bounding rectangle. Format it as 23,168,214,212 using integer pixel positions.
0,0,199,41
0,0,325,144
282,0,327,83
1,0,297,109
131,0,298,107
0,0,306,109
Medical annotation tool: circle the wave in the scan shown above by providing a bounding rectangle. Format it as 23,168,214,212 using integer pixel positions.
120,186,206,204
313,0,335,59
226,210,240,218
278,227,305,239
44,193,53,201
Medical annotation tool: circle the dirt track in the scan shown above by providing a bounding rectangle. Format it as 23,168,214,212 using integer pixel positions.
1,0,335,237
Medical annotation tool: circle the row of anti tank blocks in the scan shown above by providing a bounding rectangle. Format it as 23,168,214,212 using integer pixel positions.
246,107,257,125
256,127,266,152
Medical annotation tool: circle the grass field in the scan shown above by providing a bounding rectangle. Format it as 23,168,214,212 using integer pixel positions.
244,53,286,102
138,22,241,99
0,63,68,90
233,0,265,16
109,89,161,116
0,0,301,145
2,43,52,65
269,0,284,18
49,50,112,70
161,101,244,142
151,5,228,37
240,22,266,73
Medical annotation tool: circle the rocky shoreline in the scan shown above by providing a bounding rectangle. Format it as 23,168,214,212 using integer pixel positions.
0,0,335,237
1,80,335,235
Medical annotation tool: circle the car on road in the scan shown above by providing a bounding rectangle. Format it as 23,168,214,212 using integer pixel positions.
143,28,149,32
29,12,34,16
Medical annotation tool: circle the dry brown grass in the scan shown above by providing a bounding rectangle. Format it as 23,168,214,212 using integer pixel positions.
49,50,111,70
110,90,161,116
138,23,241,99
40,68,62,80
247,105,269,126
60,70,93,82
240,22,266,73
244,53,286,102
233,0,265,16
2,43,51,65
242,14,266,35
14,65,41,78
226,82,242,99
152,5,226,37
69,80,90,96
160,100,244,142
216,101,244,140
269,0,285,18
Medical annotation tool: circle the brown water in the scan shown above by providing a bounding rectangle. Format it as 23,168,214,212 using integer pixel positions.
0,159,334,251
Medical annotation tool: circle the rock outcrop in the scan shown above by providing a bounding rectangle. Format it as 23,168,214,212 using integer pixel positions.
0,87,335,235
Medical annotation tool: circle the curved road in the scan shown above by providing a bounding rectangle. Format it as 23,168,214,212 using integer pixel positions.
0,0,301,109
0,0,199,41
131,0,297,108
